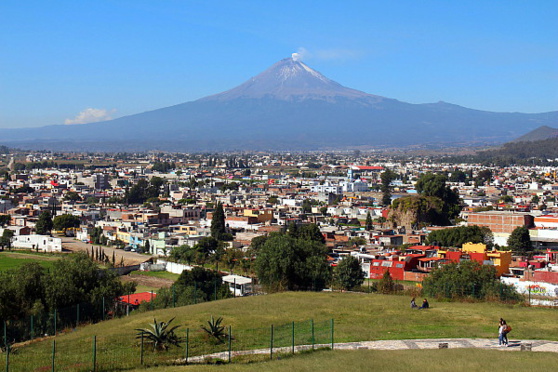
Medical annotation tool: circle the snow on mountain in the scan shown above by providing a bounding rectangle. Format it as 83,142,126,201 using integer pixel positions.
201,57,380,101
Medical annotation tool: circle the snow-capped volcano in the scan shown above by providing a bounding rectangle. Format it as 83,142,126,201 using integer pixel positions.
202,57,379,101
0,55,556,151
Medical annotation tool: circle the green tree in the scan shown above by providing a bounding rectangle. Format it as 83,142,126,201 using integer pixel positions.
380,170,396,206
45,253,133,309
448,170,467,183
377,270,395,294
0,214,11,227
0,229,14,251
299,224,325,244
422,260,521,301
475,169,492,187
35,211,53,235
301,199,313,213
333,256,364,290
507,226,532,255
255,233,331,292
148,267,230,309
415,172,461,222
52,214,80,232
0,253,134,321
210,202,227,240
63,191,81,202
426,225,493,248
365,211,373,231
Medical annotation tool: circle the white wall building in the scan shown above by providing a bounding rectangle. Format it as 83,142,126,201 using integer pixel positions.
12,234,62,252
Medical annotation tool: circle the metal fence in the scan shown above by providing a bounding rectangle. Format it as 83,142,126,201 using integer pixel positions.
1,278,234,351
0,319,335,371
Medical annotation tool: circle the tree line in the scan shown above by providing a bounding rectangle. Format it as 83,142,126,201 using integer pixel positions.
0,253,135,321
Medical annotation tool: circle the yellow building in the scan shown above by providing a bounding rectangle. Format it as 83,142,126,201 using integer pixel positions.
243,209,273,223
437,242,512,277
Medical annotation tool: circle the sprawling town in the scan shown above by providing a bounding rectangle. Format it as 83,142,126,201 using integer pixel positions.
2,150,557,304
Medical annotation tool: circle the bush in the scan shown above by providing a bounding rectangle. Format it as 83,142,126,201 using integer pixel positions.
422,261,521,302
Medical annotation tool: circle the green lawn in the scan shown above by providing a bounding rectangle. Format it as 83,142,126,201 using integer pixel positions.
2,291,557,371
129,270,180,281
0,251,60,271
138,348,558,372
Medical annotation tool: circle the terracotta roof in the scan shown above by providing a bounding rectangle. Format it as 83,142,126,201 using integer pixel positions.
119,292,157,305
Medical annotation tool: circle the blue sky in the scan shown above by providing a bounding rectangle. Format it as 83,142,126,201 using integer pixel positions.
1,1,557,128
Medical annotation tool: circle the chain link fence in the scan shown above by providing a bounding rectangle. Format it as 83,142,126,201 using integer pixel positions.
0,318,334,371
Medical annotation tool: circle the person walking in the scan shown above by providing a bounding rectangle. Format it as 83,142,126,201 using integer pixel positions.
498,318,509,346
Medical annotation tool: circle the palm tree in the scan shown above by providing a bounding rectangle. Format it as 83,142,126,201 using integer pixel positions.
135,318,182,351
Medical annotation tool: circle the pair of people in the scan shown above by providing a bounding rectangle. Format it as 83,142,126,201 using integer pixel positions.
411,298,429,309
498,318,511,346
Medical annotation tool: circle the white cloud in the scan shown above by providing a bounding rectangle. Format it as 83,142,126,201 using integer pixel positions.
292,47,310,61
64,108,116,125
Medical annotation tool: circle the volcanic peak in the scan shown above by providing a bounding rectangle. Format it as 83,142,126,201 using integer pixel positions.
200,56,377,102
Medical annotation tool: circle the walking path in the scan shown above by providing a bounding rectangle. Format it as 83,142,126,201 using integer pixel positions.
184,338,558,363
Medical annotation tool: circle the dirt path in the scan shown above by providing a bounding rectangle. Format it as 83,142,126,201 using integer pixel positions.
180,337,558,365
60,237,154,266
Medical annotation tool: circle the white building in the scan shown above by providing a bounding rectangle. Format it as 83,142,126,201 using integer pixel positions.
12,234,62,252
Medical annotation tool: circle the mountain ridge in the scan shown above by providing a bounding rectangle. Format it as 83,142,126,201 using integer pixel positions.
0,56,557,151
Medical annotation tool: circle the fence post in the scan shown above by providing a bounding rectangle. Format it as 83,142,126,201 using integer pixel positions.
228,326,232,363
172,287,176,308
194,283,197,304
140,332,144,365
76,304,80,327
185,328,189,364
331,319,334,350
270,324,274,360
30,315,34,339
51,340,56,372
3,321,6,349
233,278,236,299
92,335,97,372
53,309,57,337
311,319,315,350
291,321,295,354
5,344,9,372
102,298,105,321
150,291,154,311
214,280,217,301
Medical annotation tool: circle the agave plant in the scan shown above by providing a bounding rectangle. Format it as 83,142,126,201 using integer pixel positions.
135,318,182,351
201,316,227,343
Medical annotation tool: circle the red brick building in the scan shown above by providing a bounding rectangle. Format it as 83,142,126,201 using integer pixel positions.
467,211,534,234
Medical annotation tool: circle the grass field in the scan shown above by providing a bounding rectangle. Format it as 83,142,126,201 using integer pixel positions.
129,270,180,281
136,348,558,372
3,291,558,371
0,251,60,271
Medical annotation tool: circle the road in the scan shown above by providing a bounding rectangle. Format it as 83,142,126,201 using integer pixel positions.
60,237,154,266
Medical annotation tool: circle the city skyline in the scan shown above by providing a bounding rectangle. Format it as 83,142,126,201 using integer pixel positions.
1,1,557,128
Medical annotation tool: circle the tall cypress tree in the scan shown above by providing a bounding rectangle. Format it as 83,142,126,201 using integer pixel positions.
365,211,373,231
211,202,226,240
35,211,53,235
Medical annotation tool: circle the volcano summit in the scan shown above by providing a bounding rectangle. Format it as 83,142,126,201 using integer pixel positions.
1,56,557,151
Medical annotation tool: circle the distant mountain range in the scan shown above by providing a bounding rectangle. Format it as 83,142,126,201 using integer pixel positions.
1,57,557,151
512,125,558,142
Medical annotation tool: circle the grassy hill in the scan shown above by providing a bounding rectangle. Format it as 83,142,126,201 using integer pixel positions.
0,251,59,271
3,292,557,371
